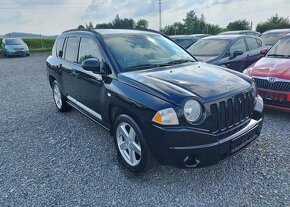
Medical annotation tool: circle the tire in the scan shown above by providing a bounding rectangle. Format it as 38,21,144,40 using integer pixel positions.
113,114,154,172
52,80,71,112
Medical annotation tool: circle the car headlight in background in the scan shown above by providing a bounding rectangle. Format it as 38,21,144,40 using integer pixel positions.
184,100,202,123
152,108,179,125
243,69,249,75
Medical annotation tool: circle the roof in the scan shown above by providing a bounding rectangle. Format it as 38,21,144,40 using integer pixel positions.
203,34,245,40
220,30,258,35
263,28,290,34
63,28,160,36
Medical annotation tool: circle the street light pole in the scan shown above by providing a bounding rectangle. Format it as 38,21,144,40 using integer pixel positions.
159,0,162,31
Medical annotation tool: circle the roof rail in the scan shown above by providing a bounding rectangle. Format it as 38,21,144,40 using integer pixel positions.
62,28,95,34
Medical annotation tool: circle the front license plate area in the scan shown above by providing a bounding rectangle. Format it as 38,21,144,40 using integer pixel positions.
231,127,258,153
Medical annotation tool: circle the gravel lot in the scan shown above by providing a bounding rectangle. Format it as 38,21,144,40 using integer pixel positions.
0,53,289,207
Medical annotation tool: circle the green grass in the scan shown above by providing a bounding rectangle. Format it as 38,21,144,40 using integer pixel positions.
0,38,55,54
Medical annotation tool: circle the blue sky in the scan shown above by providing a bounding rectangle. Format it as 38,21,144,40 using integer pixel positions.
0,0,289,35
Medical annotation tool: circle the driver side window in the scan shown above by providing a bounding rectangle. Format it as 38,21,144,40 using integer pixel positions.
229,38,247,55
78,37,103,64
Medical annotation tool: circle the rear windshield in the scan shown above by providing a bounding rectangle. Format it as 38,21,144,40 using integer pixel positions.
5,38,25,45
187,39,230,56
260,32,288,45
267,37,290,56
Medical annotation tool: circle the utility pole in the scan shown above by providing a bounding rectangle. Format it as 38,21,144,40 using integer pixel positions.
158,0,162,31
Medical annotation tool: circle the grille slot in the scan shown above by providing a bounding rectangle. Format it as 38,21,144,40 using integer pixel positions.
210,91,254,133
254,78,290,92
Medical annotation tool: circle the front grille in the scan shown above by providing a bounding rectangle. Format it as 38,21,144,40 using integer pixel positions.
209,90,255,134
254,78,290,92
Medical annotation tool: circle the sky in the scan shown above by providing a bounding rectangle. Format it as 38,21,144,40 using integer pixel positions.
0,0,289,35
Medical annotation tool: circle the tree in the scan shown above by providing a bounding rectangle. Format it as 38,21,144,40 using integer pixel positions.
135,19,149,29
112,15,135,29
77,25,85,29
256,14,290,33
226,20,251,31
95,23,113,29
85,22,94,29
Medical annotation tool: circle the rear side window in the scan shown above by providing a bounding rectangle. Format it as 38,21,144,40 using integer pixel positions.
78,37,103,64
64,37,79,63
246,37,260,50
56,37,65,58
229,38,247,54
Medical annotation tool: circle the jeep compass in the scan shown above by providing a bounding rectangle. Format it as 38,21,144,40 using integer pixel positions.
46,29,264,172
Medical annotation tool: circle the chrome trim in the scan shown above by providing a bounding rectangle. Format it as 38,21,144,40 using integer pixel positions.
67,96,102,120
252,76,290,83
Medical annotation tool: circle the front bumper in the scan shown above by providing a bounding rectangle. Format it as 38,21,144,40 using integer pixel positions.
5,50,30,56
258,88,290,112
144,97,264,168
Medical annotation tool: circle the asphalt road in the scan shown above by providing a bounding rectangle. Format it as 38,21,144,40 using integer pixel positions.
0,53,289,207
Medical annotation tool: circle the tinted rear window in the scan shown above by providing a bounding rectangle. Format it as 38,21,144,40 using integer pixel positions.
260,32,288,45
5,38,25,45
64,37,79,63
56,37,65,58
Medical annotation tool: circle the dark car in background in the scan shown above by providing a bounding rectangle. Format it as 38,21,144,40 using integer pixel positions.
169,35,199,48
260,28,290,49
244,34,290,112
190,34,211,38
220,30,261,36
1,38,30,57
187,35,267,72
46,29,264,172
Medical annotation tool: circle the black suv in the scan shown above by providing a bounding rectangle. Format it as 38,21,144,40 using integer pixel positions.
46,29,264,172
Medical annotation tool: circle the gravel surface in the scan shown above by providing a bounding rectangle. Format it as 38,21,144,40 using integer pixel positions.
0,53,289,207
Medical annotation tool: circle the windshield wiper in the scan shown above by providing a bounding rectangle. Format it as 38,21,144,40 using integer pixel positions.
124,63,162,70
267,54,289,58
161,59,195,66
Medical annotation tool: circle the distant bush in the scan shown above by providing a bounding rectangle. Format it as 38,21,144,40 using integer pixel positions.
23,38,55,50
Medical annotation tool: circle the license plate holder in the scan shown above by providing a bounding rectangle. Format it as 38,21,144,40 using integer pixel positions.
231,127,258,153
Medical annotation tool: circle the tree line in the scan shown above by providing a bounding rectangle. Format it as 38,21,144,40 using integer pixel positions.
79,10,290,35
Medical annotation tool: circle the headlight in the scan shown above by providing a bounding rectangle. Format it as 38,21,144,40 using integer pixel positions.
184,100,202,123
152,108,179,125
252,80,258,97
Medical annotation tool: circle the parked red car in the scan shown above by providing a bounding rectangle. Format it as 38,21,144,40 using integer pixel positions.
243,33,290,111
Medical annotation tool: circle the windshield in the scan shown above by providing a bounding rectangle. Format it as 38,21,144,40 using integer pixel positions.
267,37,290,57
260,32,288,45
104,34,195,72
5,38,25,45
187,39,230,56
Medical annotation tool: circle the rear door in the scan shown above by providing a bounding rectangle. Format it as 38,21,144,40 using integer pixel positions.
245,37,263,68
61,36,81,99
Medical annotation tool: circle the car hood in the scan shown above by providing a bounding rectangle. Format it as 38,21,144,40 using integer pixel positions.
249,57,290,79
192,55,218,63
118,62,251,106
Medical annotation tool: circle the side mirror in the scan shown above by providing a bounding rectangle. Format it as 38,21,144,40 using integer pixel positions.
231,50,243,59
260,48,268,55
82,58,102,73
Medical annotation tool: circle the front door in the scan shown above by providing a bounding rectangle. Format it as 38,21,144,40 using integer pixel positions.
67,36,106,122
